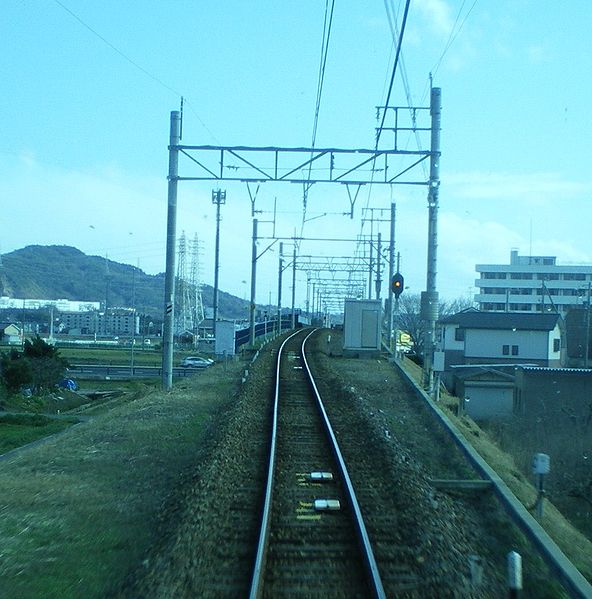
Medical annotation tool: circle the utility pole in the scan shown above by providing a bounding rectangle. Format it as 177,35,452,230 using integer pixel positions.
277,242,283,335
212,189,226,340
249,218,258,346
586,282,591,368
388,203,396,351
421,87,442,393
291,239,297,328
162,110,181,391
375,232,382,300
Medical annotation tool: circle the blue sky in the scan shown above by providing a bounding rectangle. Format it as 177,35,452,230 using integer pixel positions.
1,1,591,306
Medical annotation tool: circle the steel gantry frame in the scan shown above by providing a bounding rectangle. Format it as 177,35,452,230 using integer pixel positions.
161,90,441,391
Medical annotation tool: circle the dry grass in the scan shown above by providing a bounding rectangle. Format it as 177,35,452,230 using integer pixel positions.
398,356,592,582
0,358,246,598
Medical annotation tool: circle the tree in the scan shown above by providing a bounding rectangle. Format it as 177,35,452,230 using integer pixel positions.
23,337,69,394
394,293,475,357
0,350,33,392
0,337,69,395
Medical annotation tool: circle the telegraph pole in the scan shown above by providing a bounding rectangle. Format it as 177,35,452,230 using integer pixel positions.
388,203,396,351
162,110,181,391
375,232,382,300
249,218,258,346
421,87,442,392
212,189,226,339
277,242,283,335
291,239,297,328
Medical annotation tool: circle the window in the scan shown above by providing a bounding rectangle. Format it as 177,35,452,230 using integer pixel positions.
553,338,560,352
502,344,509,355
512,345,519,355
455,328,465,341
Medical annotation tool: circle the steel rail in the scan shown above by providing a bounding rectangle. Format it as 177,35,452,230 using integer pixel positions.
301,330,387,599
248,329,303,599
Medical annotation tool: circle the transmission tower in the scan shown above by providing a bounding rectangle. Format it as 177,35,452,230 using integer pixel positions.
175,231,193,335
189,233,205,332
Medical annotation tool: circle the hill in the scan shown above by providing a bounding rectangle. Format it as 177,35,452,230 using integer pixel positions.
0,245,249,319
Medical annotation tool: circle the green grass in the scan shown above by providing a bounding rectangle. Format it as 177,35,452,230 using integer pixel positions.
0,359,246,598
0,413,78,454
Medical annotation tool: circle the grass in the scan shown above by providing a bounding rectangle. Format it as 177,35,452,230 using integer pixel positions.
0,357,246,598
59,346,215,367
0,413,79,454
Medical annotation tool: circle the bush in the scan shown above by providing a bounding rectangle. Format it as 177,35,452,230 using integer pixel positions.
0,337,68,395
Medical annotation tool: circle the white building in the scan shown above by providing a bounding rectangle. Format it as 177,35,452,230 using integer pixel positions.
438,309,564,420
475,250,592,315
0,296,100,312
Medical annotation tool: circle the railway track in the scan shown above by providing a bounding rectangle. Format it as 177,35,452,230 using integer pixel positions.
250,329,390,598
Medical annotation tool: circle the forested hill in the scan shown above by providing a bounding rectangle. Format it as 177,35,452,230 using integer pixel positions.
0,245,248,319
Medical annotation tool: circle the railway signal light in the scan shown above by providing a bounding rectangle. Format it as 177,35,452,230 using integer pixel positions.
392,272,404,298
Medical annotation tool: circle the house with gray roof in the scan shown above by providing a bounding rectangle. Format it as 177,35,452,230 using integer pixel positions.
437,309,564,420
439,309,563,370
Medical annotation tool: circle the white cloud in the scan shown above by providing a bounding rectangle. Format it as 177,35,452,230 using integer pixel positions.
414,0,454,37
446,170,590,202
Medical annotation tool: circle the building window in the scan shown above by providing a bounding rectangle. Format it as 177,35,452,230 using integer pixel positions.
502,344,509,355
455,328,465,341
512,345,519,355
553,338,560,352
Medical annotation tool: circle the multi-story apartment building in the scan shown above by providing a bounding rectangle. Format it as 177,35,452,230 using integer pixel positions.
60,309,139,336
475,250,592,316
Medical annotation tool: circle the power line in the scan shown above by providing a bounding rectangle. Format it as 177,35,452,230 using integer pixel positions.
431,0,479,78
301,0,336,237
52,0,219,143
53,0,181,97
376,0,412,147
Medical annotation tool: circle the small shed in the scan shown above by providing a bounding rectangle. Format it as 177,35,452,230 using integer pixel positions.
343,299,382,356
215,320,236,356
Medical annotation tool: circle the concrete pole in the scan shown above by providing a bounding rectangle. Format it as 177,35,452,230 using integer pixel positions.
306,275,311,320
212,189,226,340
277,242,283,335
291,241,297,328
162,110,181,390
249,218,258,346
422,87,442,391
586,282,591,368
368,234,374,299
388,203,396,351
375,232,382,300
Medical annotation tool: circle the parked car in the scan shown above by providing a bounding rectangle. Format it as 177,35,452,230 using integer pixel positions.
180,356,213,368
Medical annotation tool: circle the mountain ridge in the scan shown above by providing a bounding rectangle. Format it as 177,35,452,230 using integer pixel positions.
0,245,248,320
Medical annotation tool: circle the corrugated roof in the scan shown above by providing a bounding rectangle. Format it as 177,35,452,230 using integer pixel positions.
439,310,561,331
519,366,592,374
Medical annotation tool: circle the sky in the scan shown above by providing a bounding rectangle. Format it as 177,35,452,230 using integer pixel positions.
1,0,591,309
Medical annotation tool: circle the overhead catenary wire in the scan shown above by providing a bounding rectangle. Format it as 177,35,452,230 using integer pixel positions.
355,0,412,268
300,0,336,238
375,0,412,148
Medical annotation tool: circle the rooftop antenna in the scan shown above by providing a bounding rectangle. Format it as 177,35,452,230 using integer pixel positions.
529,218,533,264
179,97,184,141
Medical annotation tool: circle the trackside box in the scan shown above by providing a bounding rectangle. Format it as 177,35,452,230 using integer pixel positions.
343,299,382,354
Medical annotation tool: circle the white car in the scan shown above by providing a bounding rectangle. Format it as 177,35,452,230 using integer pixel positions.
181,356,213,368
